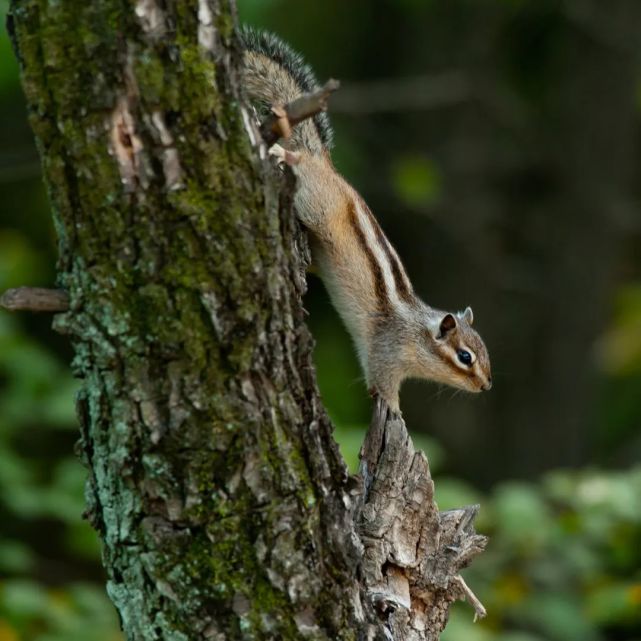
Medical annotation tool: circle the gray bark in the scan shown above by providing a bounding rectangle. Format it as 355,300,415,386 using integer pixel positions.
7,0,485,639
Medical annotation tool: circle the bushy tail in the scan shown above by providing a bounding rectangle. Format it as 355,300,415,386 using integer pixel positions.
239,26,333,154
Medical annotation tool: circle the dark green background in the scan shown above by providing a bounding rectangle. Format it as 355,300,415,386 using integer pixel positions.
1,1,640,639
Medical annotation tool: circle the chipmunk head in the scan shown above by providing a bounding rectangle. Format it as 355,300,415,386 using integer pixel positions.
412,306,492,392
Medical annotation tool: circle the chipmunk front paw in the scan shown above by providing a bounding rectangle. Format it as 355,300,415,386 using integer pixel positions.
268,143,301,167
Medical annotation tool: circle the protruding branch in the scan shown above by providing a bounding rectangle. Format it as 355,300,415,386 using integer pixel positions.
260,79,340,146
0,287,70,312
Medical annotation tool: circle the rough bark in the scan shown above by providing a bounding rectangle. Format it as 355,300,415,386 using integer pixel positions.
357,400,486,640
7,1,485,639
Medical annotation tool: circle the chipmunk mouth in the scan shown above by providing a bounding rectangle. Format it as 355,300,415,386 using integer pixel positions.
457,378,482,393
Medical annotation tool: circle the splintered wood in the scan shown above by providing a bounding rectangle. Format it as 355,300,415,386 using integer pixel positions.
357,398,487,640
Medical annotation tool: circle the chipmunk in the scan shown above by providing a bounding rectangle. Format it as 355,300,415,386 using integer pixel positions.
241,28,492,411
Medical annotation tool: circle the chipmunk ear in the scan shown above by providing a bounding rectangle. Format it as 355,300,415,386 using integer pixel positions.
438,313,457,339
460,306,474,325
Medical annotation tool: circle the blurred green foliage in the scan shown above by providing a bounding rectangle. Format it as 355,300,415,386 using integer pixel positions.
597,285,641,378
0,311,118,640
391,155,442,209
441,467,641,641
1,0,641,639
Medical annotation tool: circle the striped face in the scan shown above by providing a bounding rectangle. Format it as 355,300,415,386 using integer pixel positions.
429,311,492,393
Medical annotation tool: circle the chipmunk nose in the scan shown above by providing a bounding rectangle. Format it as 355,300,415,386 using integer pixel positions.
482,376,492,391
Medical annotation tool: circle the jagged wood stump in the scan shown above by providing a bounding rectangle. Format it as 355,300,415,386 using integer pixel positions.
357,398,487,639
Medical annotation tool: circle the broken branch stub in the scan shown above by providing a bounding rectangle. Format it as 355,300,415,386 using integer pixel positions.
260,79,340,146
356,397,488,639
0,287,70,312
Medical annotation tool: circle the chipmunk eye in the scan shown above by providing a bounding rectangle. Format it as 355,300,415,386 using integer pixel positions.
457,349,472,366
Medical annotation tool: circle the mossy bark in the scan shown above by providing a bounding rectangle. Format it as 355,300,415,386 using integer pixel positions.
7,1,370,639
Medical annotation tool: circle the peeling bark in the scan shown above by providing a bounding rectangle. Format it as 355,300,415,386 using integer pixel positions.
7,1,485,639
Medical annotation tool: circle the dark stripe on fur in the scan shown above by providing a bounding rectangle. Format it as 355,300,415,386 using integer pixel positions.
357,196,414,303
239,26,333,148
347,200,390,313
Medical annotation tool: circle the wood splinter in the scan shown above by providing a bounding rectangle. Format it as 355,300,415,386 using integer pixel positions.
0,287,70,313
454,575,487,622
260,78,340,146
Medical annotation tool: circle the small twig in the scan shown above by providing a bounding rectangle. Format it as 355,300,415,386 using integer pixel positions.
453,575,487,622
0,287,70,312
260,79,340,146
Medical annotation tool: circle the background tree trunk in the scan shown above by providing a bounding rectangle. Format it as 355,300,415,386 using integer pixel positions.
7,1,484,639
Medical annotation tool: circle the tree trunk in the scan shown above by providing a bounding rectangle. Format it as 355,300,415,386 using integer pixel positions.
7,1,485,639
